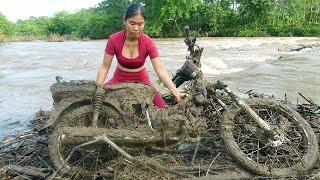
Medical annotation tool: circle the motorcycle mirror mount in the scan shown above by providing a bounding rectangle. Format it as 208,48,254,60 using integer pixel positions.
184,25,201,55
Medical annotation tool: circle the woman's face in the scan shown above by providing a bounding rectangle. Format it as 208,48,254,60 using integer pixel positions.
124,14,145,39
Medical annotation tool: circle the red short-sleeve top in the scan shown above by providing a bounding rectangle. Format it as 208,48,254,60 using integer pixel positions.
104,30,159,69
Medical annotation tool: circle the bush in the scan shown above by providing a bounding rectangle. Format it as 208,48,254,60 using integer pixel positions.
238,28,269,37
0,33,4,43
0,13,13,35
292,24,320,37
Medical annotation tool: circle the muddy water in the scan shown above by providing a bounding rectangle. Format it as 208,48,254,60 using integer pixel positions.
0,37,319,138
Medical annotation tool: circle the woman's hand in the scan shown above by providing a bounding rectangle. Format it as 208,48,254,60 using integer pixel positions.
175,92,188,102
150,58,188,103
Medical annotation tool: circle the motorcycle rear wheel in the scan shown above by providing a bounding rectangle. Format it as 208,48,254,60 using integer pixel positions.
48,104,122,176
220,98,318,177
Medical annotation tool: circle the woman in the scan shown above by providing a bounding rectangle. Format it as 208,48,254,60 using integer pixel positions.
96,3,185,108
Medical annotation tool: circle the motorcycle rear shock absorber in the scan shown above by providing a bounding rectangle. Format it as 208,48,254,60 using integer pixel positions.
92,86,104,127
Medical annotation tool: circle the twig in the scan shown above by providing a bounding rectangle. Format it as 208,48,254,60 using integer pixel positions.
51,133,193,179
99,135,191,177
244,89,253,94
98,135,133,160
2,165,48,178
205,152,220,176
190,141,200,165
48,134,134,180
36,155,53,172
47,137,104,180
284,93,287,103
311,172,320,179
0,132,37,149
170,165,209,172
12,174,33,180
298,92,315,105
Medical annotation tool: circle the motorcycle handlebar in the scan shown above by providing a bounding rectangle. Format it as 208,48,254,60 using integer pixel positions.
172,26,201,87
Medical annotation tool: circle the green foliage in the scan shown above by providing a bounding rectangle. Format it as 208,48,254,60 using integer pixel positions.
0,12,13,35
46,11,76,35
236,0,272,25
74,9,111,39
206,1,239,36
143,0,202,37
96,0,129,31
14,17,48,35
238,28,269,37
3,0,320,39
266,23,320,37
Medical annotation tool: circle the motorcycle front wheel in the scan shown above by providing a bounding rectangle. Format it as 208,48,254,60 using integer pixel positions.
220,98,318,177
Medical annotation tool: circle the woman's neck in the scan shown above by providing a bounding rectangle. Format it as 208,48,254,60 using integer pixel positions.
126,35,137,42
125,31,138,41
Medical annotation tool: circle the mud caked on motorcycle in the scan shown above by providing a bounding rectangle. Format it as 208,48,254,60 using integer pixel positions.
40,26,319,178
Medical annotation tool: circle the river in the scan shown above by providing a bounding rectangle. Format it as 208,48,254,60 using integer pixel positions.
0,37,319,138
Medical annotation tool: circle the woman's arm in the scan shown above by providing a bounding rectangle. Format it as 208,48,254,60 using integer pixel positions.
151,57,185,102
96,54,114,87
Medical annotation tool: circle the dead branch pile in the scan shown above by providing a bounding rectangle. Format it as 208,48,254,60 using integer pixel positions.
295,100,320,179
1,95,320,179
0,110,52,179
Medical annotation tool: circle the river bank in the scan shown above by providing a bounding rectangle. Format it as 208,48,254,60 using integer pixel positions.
0,34,92,43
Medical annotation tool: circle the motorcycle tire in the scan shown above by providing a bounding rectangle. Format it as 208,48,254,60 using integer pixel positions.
48,104,122,175
220,98,319,177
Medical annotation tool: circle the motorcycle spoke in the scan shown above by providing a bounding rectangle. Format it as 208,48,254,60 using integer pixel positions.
230,103,310,169
222,98,318,177
280,148,291,167
246,144,269,156
270,147,276,169
284,137,304,154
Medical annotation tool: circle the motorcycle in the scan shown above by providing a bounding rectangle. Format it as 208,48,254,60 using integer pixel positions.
41,26,319,178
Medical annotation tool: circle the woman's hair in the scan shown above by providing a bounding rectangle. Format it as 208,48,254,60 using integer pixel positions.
124,3,146,20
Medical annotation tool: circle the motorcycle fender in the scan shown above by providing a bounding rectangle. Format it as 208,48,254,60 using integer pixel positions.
37,98,89,134
37,98,122,134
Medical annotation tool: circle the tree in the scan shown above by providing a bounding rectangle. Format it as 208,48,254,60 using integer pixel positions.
142,0,202,37
95,0,131,35
235,0,272,26
46,11,75,35
73,9,111,39
14,16,49,35
0,12,13,35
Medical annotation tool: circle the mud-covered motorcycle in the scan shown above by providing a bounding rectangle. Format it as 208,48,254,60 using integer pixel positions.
41,26,319,178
